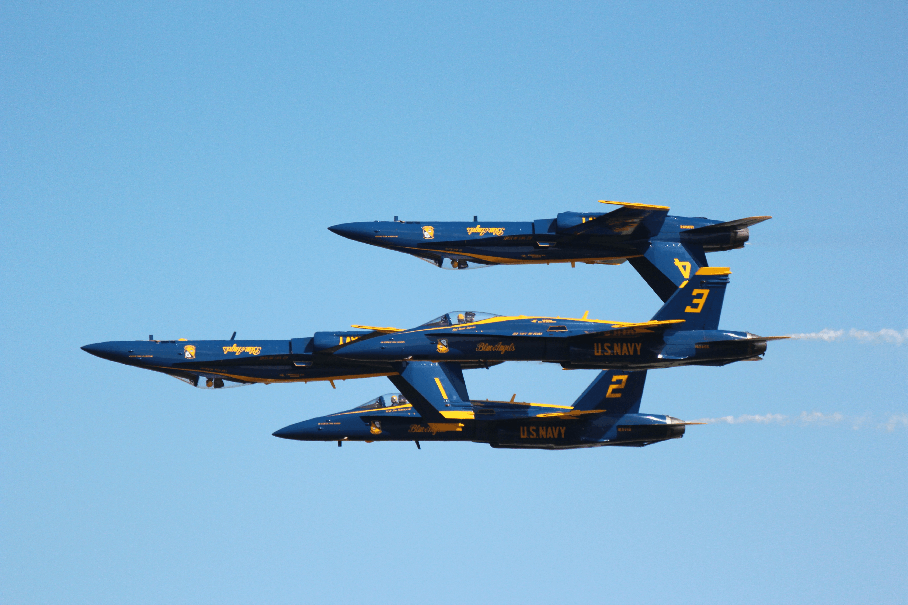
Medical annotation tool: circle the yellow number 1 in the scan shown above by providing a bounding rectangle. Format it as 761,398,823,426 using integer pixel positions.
685,289,709,313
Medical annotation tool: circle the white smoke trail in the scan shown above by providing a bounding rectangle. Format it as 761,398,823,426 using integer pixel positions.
788,328,908,344
882,414,908,432
691,412,907,432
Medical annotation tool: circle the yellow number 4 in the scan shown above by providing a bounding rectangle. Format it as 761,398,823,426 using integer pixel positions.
606,375,628,398
685,289,709,313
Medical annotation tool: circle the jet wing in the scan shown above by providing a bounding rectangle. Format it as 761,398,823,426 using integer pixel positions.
560,201,670,238
684,216,771,234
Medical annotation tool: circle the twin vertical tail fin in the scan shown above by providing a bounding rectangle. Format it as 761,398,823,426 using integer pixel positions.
650,267,730,331
388,361,469,421
627,242,707,302
571,369,647,415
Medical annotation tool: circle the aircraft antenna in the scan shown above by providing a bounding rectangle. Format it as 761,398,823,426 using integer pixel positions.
230,331,236,340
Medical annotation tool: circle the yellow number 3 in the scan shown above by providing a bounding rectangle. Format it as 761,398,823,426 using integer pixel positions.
684,289,709,313
606,375,628,398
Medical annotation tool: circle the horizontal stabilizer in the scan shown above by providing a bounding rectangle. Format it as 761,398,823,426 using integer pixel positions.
736,335,789,343
685,216,771,233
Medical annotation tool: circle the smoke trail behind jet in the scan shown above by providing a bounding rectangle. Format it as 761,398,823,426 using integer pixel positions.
691,412,907,431
787,328,908,344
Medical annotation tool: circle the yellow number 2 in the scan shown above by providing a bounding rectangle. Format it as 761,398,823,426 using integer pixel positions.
684,289,709,313
606,375,628,398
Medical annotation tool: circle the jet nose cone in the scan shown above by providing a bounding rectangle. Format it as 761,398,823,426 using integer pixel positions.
272,426,294,439
81,341,129,362
273,420,313,441
328,222,377,243
82,342,111,359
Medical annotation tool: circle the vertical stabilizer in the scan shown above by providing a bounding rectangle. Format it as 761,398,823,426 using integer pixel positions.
388,361,468,420
650,267,730,331
571,369,647,414
628,242,707,302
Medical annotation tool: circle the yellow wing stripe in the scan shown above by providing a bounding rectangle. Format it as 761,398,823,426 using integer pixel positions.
598,200,670,211
350,325,402,332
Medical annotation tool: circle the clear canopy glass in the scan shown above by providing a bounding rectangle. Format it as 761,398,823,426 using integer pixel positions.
418,311,500,328
354,393,411,410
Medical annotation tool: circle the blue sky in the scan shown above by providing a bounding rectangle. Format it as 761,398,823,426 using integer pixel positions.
2,2,906,603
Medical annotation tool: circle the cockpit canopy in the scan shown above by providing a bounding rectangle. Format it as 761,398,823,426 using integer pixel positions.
354,393,410,410
418,311,500,328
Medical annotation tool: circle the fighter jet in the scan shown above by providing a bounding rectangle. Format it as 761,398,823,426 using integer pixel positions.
331,267,786,370
330,201,771,301
273,361,699,449
81,330,498,390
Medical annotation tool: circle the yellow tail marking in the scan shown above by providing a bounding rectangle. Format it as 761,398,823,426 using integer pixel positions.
685,290,710,313
605,375,628,398
695,267,731,276
434,377,449,400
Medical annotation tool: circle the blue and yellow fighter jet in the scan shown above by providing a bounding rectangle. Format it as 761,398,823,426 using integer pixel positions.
329,201,770,301
81,330,499,389
273,361,700,449
332,267,785,369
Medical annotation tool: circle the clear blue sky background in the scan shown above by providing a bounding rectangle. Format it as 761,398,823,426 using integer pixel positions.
2,2,906,603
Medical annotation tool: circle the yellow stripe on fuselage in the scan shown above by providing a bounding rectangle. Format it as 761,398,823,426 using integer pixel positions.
399,316,684,335
331,404,414,416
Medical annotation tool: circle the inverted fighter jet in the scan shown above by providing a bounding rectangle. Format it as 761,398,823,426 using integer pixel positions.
81,330,498,390
332,267,786,370
330,201,771,301
273,361,699,449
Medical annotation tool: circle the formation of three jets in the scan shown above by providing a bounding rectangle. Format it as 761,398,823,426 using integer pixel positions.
83,201,779,449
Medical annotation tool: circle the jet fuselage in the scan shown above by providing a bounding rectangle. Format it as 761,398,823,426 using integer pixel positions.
273,394,686,449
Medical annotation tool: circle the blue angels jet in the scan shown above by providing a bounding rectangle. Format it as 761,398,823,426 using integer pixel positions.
81,330,500,390
331,267,786,369
329,201,771,301
273,361,700,449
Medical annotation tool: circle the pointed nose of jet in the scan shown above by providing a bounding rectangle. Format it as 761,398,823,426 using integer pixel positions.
82,341,134,363
81,342,122,362
328,222,379,244
273,419,320,441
